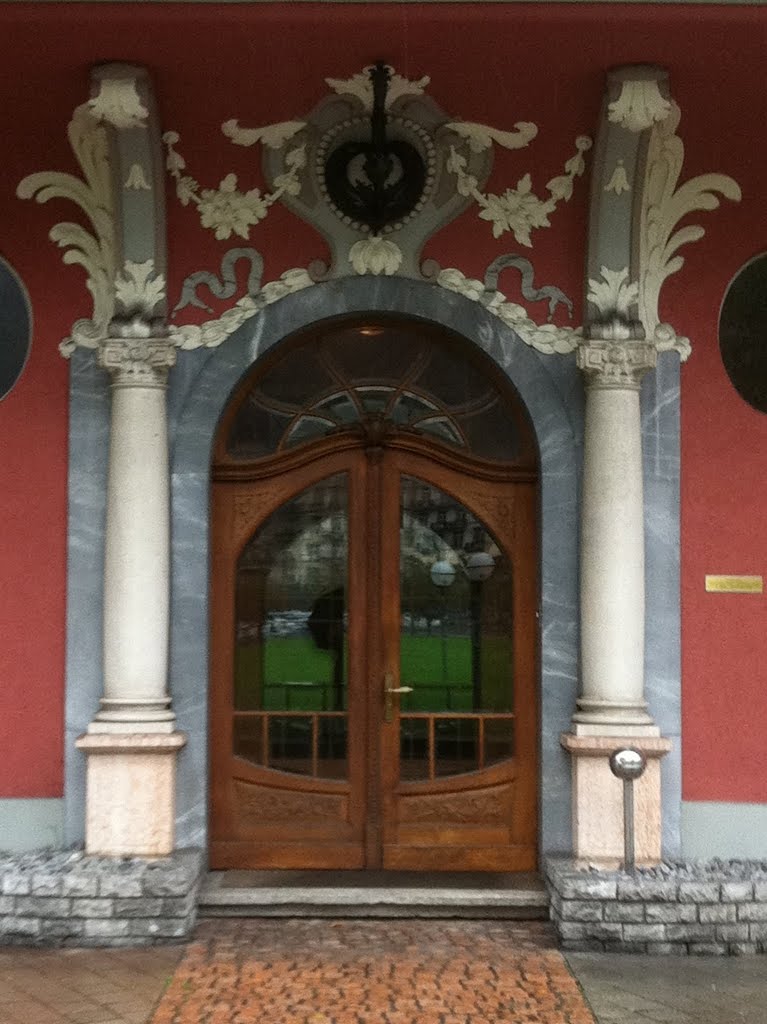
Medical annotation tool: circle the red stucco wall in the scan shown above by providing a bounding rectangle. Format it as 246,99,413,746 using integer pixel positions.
0,3,766,801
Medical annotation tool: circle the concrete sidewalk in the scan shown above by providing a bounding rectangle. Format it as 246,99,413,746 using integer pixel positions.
1,921,765,1024
569,952,767,1024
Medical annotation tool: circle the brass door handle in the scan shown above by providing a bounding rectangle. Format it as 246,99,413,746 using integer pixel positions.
383,673,413,723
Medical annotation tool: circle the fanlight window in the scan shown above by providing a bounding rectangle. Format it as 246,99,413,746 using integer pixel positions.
225,316,534,464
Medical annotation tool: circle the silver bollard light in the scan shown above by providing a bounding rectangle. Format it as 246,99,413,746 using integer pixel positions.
609,747,647,874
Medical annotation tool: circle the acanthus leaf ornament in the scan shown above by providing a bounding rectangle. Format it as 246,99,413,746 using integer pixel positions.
114,260,166,321
222,119,306,149
608,77,671,133
348,236,403,276
18,64,170,360
326,66,430,111
444,121,538,154
17,104,116,356
87,77,149,130
638,100,741,338
587,266,640,321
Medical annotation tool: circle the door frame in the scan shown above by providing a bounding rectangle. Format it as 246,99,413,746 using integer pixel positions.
151,279,600,860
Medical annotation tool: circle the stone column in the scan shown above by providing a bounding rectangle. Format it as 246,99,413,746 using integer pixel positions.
562,336,670,866
574,338,657,734
76,338,186,857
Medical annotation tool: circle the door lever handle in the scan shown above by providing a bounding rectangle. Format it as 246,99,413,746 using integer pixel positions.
383,673,413,722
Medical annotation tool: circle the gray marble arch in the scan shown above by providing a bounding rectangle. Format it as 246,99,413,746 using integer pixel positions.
64,274,681,860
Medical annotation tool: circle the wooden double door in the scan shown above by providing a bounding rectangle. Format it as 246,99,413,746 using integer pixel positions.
210,439,538,871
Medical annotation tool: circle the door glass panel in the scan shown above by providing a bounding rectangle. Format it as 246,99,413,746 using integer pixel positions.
399,476,515,780
233,473,349,779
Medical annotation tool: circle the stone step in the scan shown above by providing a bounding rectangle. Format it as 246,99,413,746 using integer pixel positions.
199,870,551,919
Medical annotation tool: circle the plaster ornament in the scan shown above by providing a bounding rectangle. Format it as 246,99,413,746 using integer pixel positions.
98,337,176,386
444,121,538,154
174,248,264,314
88,78,149,130
577,338,658,389
638,101,741,336
435,265,581,355
348,236,403,275
163,131,307,241
326,66,430,111
169,266,313,350
169,254,578,355
587,266,640,320
17,104,116,356
604,159,631,196
484,253,573,320
125,163,152,191
222,119,306,149
446,135,592,247
114,260,166,317
608,78,671,133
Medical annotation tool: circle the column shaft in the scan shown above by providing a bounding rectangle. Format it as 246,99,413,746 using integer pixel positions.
92,339,176,732
573,339,657,734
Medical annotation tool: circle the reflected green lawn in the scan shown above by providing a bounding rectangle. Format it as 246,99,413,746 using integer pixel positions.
235,635,511,712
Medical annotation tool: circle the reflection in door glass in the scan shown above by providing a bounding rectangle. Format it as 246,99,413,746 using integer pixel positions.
233,474,349,779
399,476,515,780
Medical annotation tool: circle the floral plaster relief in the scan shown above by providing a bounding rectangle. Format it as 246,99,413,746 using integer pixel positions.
16,64,741,363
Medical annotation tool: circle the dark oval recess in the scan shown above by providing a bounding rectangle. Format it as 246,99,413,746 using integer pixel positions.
719,253,767,414
0,257,32,401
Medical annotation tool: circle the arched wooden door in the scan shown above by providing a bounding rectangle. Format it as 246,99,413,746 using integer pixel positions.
209,316,539,871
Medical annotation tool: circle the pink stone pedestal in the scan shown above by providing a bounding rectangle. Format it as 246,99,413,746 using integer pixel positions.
76,732,187,857
560,733,672,867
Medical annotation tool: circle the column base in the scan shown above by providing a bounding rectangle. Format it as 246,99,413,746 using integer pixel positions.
76,732,187,857
572,698,658,735
560,732,672,867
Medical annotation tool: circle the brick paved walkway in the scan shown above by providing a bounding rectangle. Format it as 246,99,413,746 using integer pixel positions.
150,919,596,1024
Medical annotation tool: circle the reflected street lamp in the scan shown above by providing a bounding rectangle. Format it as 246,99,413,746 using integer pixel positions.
429,554,496,710
430,560,456,688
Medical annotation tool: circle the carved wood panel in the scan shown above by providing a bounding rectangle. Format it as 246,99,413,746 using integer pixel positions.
397,783,511,825
234,780,349,826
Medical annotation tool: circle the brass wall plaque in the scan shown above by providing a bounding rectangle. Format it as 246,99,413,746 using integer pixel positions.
705,575,763,594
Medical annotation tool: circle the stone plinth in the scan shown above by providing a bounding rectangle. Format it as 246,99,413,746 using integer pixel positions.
546,857,767,955
0,848,203,947
76,732,187,857
561,733,672,866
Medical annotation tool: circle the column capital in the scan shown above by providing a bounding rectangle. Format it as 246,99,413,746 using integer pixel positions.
98,337,176,387
577,338,657,391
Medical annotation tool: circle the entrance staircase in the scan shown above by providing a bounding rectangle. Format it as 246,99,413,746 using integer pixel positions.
199,870,550,919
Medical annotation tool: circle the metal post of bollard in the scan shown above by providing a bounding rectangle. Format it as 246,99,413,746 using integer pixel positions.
609,748,647,874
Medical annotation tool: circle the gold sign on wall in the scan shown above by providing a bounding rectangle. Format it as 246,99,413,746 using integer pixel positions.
705,575,763,594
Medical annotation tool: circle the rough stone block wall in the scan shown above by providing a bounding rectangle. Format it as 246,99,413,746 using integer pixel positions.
0,848,203,947
546,858,767,955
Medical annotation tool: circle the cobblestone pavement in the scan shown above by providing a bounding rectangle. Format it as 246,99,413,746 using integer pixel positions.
150,919,595,1024
568,952,767,1024
0,945,181,1024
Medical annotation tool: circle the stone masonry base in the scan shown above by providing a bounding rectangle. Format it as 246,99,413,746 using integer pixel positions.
0,848,203,946
546,857,767,955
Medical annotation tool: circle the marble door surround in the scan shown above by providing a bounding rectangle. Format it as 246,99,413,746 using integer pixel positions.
23,61,727,867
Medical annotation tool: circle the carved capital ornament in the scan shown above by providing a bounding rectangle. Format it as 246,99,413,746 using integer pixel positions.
98,337,176,388
576,339,657,391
